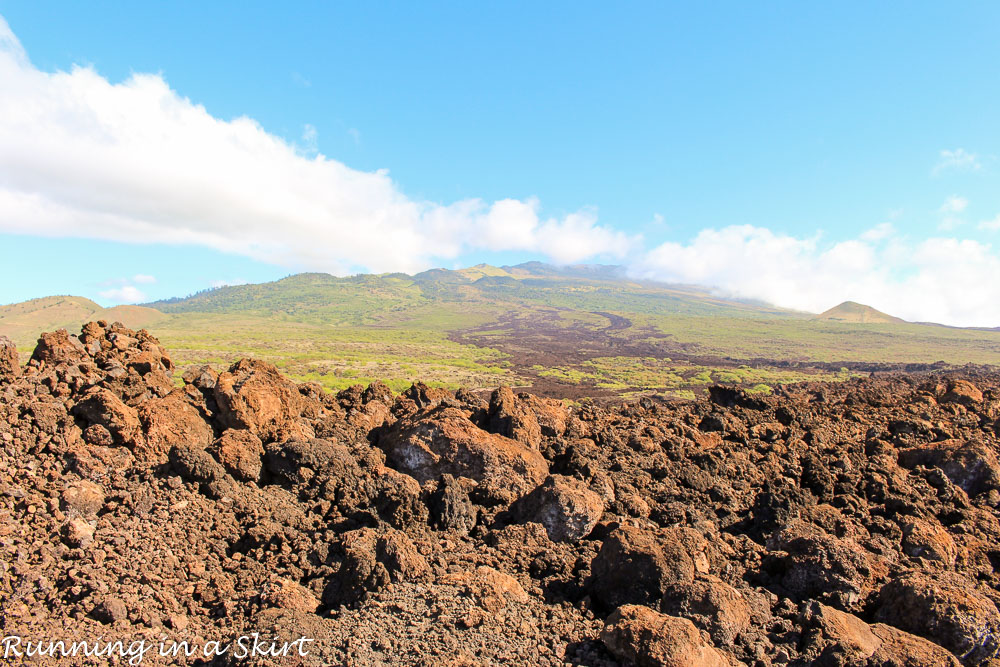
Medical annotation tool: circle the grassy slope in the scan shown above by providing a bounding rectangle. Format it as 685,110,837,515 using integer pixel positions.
815,301,904,324
4,264,1000,396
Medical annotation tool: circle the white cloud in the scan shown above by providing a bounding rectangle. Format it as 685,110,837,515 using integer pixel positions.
979,215,1000,232
939,195,968,214
934,148,981,174
0,17,633,275
632,225,1000,327
937,195,968,230
132,273,156,284
860,222,894,242
99,285,147,304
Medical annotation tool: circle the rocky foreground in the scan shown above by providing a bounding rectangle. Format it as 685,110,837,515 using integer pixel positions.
2,324,1000,666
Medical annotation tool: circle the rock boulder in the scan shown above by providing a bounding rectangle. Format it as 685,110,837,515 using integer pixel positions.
378,406,548,505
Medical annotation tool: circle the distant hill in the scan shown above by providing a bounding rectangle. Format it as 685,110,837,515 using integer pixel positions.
3,263,1000,398
0,296,167,349
815,301,905,324
147,262,795,320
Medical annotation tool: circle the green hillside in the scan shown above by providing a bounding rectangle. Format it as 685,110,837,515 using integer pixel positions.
4,263,1000,398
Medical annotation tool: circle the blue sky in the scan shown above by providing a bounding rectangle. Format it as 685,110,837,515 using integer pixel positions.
1,3,1000,325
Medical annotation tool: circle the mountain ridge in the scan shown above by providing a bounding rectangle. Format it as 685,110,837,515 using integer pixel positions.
2,263,999,398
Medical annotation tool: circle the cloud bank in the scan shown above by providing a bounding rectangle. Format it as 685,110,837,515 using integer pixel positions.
0,17,633,276
632,225,1000,328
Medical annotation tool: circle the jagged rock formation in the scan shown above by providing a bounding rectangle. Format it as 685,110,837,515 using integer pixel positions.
3,322,1000,665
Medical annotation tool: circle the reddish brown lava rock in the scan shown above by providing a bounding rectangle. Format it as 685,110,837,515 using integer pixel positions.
61,480,106,516
510,474,604,542
875,570,1000,664
136,389,214,463
899,439,1000,497
378,405,549,504
8,321,1000,666
588,524,695,610
401,381,452,410
213,358,319,442
766,520,888,611
487,385,542,449
521,392,569,437
29,328,89,367
324,527,429,605
800,601,961,666
72,387,144,449
210,428,265,482
438,566,530,613
941,379,984,406
901,517,958,567
0,335,20,380
259,578,320,613
662,577,752,645
600,604,732,667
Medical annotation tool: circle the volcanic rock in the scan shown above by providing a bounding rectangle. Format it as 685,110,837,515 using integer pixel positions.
899,439,1000,496
8,320,1000,666
800,601,961,666
214,358,319,442
521,393,569,437
91,597,128,624
182,363,219,391
72,388,144,449
661,577,752,645
170,442,228,495
378,406,549,504
438,566,530,613
600,604,732,667
487,386,542,449
766,520,887,611
901,517,958,567
30,328,88,367
61,480,105,516
210,428,264,482
402,381,451,410
62,517,95,548
427,474,478,533
875,570,1000,664
941,379,984,406
588,525,695,610
870,623,963,666
509,474,604,542
324,527,430,605
0,335,19,380
137,389,214,463
82,423,113,446
260,579,320,613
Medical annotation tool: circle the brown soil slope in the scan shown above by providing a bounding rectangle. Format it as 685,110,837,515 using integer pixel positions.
3,324,1000,665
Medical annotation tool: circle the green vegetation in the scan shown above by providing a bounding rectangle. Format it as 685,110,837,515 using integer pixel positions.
152,313,516,392
534,356,858,395
3,262,999,398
